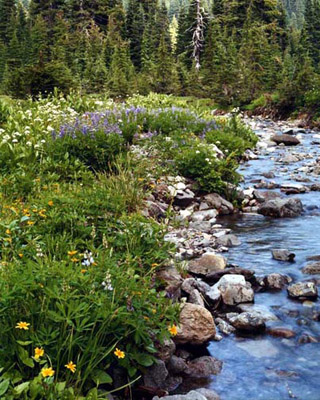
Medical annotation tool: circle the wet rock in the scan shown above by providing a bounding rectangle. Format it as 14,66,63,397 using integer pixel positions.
156,339,176,362
174,189,195,208
216,234,241,247
214,275,254,306
216,317,236,335
298,333,318,344
187,253,227,277
280,183,307,195
254,180,279,189
204,193,234,215
311,183,320,191
228,312,266,333
272,249,296,262
287,281,318,299
237,304,279,322
267,327,296,338
307,255,320,261
186,356,223,378
153,391,207,400
195,388,220,400
280,154,299,163
157,265,183,299
167,355,188,375
254,191,283,203
271,134,300,146
175,303,216,345
265,273,292,290
302,262,320,274
144,359,168,389
261,171,275,179
258,198,303,218
237,339,279,358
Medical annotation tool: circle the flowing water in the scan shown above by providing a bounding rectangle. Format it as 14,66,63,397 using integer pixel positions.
207,120,320,400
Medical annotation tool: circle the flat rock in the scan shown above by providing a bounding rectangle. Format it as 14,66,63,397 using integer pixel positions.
258,198,303,218
187,253,227,276
228,312,266,333
267,327,296,338
271,134,300,146
287,282,318,299
302,262,320,274
272,249,295,262
175,303,216,345
216,234,241,247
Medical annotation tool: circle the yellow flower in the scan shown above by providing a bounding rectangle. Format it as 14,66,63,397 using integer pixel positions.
41,367,55,378
81,269,87,274
68,250,77,256
15,321,30,330
5,229,11,235
71,258,79,263
138,178,144,182
168,324,178,336
27,220,35,226
18,253,23,258
34,347,44,360
151,308,157,314
48,201,54,206
65,361,76,373
151,263,159,268
114,348,125,359
38,210,46,218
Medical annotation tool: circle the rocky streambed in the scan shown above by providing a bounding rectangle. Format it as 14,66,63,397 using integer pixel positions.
140,118,320,400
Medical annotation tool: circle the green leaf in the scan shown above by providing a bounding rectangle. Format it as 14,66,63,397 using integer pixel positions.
13,381,30,395
22,358,35,368
55,381,66,392
86,388,98,400
133,353,154,367
91,370,112,386
20,216,30,222
17,341,33,346
0,379,10,396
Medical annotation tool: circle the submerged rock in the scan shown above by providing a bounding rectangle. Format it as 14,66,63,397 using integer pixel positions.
258,198,303,218
237,339,279,358
175,303,216,345
267,327,296,339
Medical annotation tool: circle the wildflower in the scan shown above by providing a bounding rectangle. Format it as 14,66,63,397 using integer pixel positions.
41,367,55,378
81,269,87,274
68,250,77,256
114,348,125,359
71,258,79,263
82,250,95,267
48,201,54,207
65,361,76,373
151,263,159,268
152,309,157,314
168,324,178,336
19,253,23,258
34,347,44,360
5,229,11,235
38,210,46,218
27,220,35,226
16,321,30,330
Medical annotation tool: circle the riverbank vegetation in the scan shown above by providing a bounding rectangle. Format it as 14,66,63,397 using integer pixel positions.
0,93,257,399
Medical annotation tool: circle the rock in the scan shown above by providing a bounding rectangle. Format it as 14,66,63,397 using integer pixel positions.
143,201,167,219
311,183,320,191
272,249,296,262
298,333,318,344
307,255,320,261
216,234,241,247
280,183,307,195
167,355,188,375
205,267,255,285
261,171,275,179
153,391,207,400
237,304,279,322
186,356,223,378
189,221,213,233
280,154,299,164
195,388,220,400
287,282,318,299
157,265,183,299
214,275,254,306
267,327,296,338
258,198,303,218
156,339,176,362
204,193,234,215
144,359,168,389
237,339,279,358
187,253,227,277
191,209,218,222
265,273,292,290
216,317,236,335
228,312,266,333
254,191,283,203
271,134,300,146
302,262,320,274
175,303,216,345
174,189,195,208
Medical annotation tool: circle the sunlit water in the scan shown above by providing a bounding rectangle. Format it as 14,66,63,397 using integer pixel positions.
206,123,320,400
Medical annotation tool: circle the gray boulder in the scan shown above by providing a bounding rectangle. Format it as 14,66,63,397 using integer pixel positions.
204,193,234,215
214,274,254,306
143,359,168,389
272,249,295,262
228,312,266,333
258,198,303,218
185,356,223,378
187,253,227,277
271,134,300,146
302,262,320,274
287,282,318,299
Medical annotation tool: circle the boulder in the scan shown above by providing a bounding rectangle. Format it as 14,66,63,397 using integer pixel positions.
280,183,307,195
214,275,254,306
195,389,220,400
175,303,216,345
267,327,296,339
204,193,234,215
143,359,168,389
153,391,207,400
271,134,300,146
191,209,218,222
205,267,255,285
167,355,188,375
272,249,295,262
287,282,318,299
258,198,303,218
156,339,176,362
216,234,241,247
157,265,183,299
185,356,223,378
302,262,320,274
187,253,227,277
215,317,236,335
228,312,266,333
264,273,292,290
174,189,195,208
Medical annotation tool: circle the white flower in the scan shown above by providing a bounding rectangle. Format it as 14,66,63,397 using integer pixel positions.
205,158,210,162
195,150,200,154
26,141,32,146
47,126,54,132
12,139,18,143
41,140,46,144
